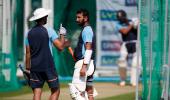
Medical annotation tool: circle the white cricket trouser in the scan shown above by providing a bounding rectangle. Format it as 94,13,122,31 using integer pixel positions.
118,42,141,85
72,60,94,91
69,60,98,100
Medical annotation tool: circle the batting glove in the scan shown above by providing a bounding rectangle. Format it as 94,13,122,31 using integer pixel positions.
131,18,139,29
59,24,67,35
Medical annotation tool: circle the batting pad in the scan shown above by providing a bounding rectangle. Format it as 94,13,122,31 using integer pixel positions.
74,60,94,76
72,60,94,91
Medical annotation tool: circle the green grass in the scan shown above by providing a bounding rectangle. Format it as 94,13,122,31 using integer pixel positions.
0,82,142,100
0,83,68,97
97,92,142,100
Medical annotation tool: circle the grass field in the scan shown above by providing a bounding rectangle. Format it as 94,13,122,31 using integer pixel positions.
0,82,141,100
0,83,67,97
98,92,138,100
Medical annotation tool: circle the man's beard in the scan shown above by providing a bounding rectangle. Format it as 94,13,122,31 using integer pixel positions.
77,20,85,27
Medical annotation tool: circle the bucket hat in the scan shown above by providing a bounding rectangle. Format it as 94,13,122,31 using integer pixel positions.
29,8,51,21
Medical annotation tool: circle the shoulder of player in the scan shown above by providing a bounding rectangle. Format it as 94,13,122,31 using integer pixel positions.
128,19,132,22
83,26,92,30
44,27,57,36
45,27,53,32
82,26,93,33
26,28,33,36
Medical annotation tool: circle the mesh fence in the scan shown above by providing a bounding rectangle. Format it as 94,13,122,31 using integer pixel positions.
0,0,21,92
140,0,170,99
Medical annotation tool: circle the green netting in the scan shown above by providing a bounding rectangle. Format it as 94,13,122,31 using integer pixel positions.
53,0,96,76
161,1,170,100
16,0,24,61
26,0,42,29
140,0,170,99
0,0,21,92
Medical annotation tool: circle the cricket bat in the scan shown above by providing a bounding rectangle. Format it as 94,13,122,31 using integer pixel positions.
68,47,76,61
18,64,30,86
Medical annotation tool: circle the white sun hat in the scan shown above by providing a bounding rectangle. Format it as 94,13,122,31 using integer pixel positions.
29,8,51,21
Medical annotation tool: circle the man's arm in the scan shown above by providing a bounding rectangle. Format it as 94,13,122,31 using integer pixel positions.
119,24,133,35
52,24,68,51
80,27,93,76
25,45,31,70
80,42,92,76
53,34,65,51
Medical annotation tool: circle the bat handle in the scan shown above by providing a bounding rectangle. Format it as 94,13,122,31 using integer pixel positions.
68,47,76,61
19,64,24,72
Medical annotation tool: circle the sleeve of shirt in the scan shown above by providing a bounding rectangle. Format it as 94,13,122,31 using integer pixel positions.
82,27,93,43
47,27,59,42
115,22,123,31
25,32,29,46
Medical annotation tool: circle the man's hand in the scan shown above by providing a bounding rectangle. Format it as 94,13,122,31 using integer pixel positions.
80,64,87,76
59,24,67,36
25,66,31,74
25,70,30,74
64,39,71,47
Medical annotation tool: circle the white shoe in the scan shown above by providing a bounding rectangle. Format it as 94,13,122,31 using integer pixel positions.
119,81,126,86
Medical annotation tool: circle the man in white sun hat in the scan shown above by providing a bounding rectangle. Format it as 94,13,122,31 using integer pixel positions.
25,8,67,100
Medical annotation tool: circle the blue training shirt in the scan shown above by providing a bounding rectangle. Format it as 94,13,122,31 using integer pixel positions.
115,21,137,42
74,25,95,61
25,27,59,55
26,25,57,71
82,26,93,56
115,20,137,53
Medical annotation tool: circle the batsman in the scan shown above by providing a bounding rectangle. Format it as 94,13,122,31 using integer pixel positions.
69,9,97,100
